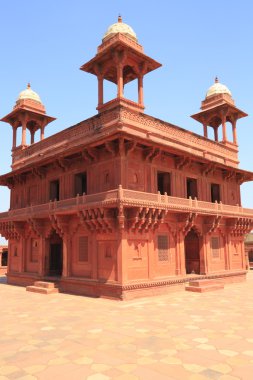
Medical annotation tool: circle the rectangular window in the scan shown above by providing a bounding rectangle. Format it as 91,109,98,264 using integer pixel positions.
211,183,221,203
158,235,169,261
157,172,171,195
74,172,87,196
211,237,220,258
49,180,60,201
79,236,88,262
187,178,198,199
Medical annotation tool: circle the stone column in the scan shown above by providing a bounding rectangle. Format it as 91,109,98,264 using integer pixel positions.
200,235,208,274
117,63,124,98
98,75,104,107
30,130,35,144
12,125,18,148
222,115,227,142
40,119,48,141
21,121,27,146
203,122,208,138
232,119,238,145
62,235,70,278
20,237,26,273
138,74,144,106
177,231,186,275
214,127,218,142
116,230,126,284
240,238,246,269
225,234,231,270
38,237,46,276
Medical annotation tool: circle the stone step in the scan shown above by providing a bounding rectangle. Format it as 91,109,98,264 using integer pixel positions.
26,285,59,294
189,279,223,287
34,281,58,289
185,281,224,293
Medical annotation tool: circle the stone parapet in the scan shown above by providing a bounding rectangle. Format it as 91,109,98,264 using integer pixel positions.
0,187,253,223
9,106,239,171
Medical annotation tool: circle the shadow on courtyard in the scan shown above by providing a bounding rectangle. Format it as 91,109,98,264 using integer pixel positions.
0,275,7,284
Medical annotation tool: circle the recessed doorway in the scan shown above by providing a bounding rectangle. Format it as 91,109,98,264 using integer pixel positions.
49,243,63,276
184,229,200,274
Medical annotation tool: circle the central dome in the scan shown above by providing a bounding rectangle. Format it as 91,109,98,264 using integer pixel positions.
17,83,42,104
103,16,137,42
206,77,232,98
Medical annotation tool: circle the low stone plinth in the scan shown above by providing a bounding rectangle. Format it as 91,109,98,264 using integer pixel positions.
185,279,224,293
26,281,59,294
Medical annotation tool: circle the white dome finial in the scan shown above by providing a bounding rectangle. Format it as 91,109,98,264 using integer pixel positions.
16,83,42,104
206,77,232,98
102,17,137,42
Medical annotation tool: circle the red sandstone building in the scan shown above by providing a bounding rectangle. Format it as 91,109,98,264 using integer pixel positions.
0,17,253,298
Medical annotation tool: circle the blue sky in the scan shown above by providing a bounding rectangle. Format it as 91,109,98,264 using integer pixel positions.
1,0,253,243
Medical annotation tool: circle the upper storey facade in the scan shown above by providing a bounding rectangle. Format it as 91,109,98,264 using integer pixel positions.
0,16,252,212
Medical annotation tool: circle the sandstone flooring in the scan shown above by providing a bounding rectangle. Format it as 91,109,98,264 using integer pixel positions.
1,273,253,379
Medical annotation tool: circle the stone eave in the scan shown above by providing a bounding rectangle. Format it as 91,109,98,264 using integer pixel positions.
191,103,248,122
1,107,56,124
80,39,161,84
0,137,253,188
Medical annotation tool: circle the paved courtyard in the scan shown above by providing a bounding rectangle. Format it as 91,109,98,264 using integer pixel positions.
1,274,253,380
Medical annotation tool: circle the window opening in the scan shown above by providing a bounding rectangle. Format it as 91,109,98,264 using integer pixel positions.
75,172,87,196
157,172,171,195
187,178,197,199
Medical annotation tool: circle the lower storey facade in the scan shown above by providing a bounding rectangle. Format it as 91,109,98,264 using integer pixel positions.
6,214,248,299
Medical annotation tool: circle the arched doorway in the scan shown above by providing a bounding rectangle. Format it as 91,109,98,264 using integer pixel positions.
48,231,63,276
185,229,200,274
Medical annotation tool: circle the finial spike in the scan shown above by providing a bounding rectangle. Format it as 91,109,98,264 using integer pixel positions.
27,82,31,88
118,14,122,23
215,76,219,83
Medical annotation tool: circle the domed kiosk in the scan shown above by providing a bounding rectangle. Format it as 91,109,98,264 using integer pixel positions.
191,77,247,145
1,83,55,150
80,16,161,113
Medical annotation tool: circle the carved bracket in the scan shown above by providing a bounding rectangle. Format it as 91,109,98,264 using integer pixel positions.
0,221,20,240
143,147,160,162
82,148,97,162
78,208,114,233
179,212,199,236
202,163,216,176
205,215,222,234
32,167,47,179
228,217,253,237
175,156,191,170
128,207,167,233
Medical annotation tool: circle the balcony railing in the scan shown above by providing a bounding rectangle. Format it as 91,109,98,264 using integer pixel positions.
0,187,253,221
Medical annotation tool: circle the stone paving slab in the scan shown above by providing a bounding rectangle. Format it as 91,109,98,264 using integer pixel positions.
1,274,253,379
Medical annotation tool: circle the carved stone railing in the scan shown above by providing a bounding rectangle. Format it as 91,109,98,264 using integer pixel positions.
0,187,253,222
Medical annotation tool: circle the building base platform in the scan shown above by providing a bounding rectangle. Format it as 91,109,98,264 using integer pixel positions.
7,270,247,300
